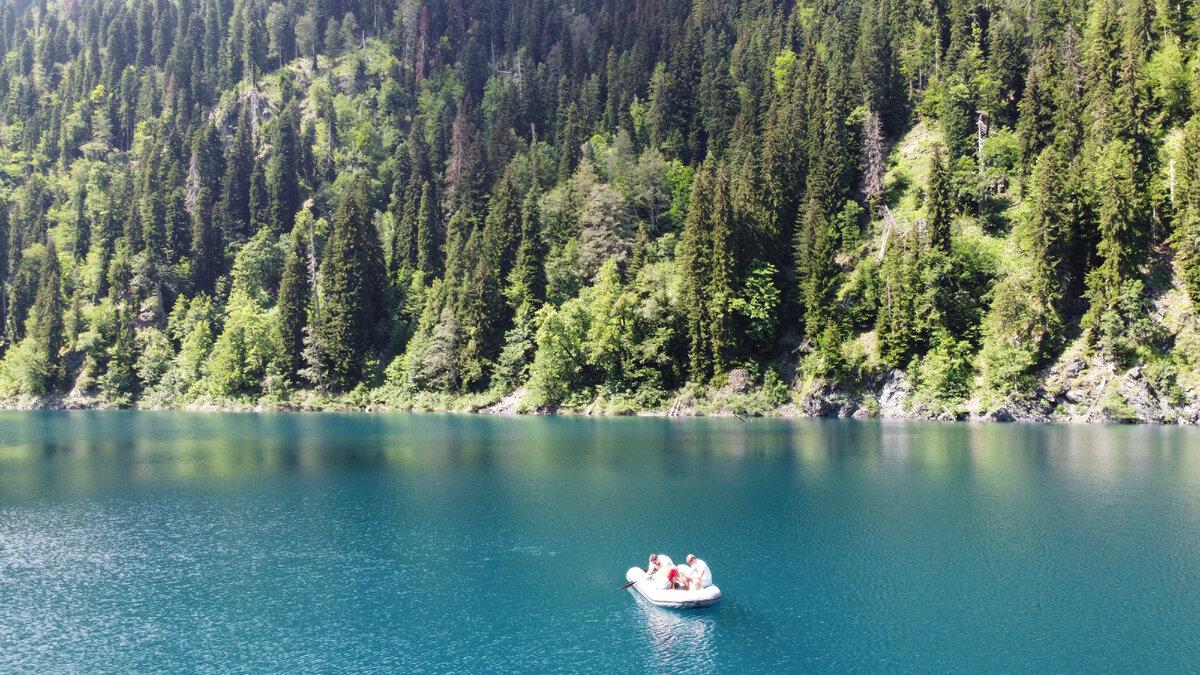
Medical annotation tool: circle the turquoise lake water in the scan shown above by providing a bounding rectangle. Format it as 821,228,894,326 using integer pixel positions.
2,412,1200,671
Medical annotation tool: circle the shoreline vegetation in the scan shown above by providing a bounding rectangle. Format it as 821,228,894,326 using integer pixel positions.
6,359,1198,424
3,3,1200,426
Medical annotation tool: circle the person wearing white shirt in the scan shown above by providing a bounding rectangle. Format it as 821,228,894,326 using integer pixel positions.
684,554,712,589
646,553,674,589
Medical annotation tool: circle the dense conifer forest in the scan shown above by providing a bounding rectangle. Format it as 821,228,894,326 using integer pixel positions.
1,0,1198,420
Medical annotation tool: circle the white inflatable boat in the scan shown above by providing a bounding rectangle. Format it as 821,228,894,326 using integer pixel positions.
625,567,721,609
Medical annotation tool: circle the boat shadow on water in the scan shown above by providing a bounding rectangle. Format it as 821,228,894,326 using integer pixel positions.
629,590,718,671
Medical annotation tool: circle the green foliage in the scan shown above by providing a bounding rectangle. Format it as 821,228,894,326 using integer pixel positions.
913,333,974,408
99,310,138,407
835,200,865,248
276,227,313,383
731,261,781,351
207,291,278,397
310,178,386,391
0,0,1190,419
1091,279,1163,366
490,300,538,393
1146,39,1189,122
876,228,921,368
0,338,52,397
230,228,284,306
525,300,590,408
1100,387,1139,423
772,49,798,94
524,256,682,408
26,240,64,384
1174,116,1200,309
839,256,881,331
939,77,976,161
578,183,634,278
175,295,219,374
925,147,952,251
136,328,174,391
976,273,1047,402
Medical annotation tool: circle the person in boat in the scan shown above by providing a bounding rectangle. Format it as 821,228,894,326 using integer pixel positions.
684,554,712,589
671,561,698,589
666,567,684,590
647,553,674,576
647,553,675,589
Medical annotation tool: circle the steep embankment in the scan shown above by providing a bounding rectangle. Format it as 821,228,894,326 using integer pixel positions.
786,121,1200,425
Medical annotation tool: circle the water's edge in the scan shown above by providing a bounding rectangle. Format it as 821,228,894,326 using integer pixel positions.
0,384,1191,425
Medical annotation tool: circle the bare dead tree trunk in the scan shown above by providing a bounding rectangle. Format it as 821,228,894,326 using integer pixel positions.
878,205,899,261
862,110,885,207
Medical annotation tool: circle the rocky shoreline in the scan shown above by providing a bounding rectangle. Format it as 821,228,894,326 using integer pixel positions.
3,356,1198,424
794,358,1200,425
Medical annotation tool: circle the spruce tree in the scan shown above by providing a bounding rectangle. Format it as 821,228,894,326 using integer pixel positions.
29,239,63,386
219,104,254,242
678,162,712,380
926,146,952,252
248,163,271,235
415,182,440,278
456,227,501,389
101,307,139,406
940,75,976,162
876,227,921,368
507,189,545,308
1083,140,1140,331
1022,148,1068,357
800,201,839,345
483,171,521,284
190,122,224,293
707,162,735,374
269,102,302,235
0,201,8,346
310,177,384,390
557,102,581,182
276,227,312,382
1174,116,1200,308
1016,53,1057,172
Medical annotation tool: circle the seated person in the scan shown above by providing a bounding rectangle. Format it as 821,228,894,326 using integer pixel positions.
671,563,694,590
666,567,684,590
646,553,674,579
685,554,712,588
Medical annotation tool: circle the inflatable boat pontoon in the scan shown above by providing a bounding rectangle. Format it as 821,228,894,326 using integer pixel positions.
625,567,721,609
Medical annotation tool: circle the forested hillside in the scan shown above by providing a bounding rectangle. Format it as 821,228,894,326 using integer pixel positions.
1,0,1199,420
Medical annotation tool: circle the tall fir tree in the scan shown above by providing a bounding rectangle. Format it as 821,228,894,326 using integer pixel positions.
276,226,312,382
1173,116,1200,308
926,145,952,252
269,102,303,235
190,122,224,293
708,162,735,374
310,177,385,390
676,161,711,380
29,239,63,385
219,103,255,242
415,181,440,278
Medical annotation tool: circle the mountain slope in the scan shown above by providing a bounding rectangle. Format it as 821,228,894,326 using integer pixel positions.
0,0,1196,423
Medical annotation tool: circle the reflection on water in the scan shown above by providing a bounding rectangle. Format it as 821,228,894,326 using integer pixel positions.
630,592,715,673
3,413,1200,485
22,419,1200,504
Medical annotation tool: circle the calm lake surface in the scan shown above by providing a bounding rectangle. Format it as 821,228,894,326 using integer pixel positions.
2,412,1200,671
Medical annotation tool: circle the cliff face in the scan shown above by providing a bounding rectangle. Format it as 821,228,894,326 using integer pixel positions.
794,304,1200,425
795,363,1200,425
